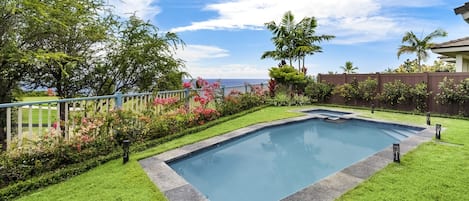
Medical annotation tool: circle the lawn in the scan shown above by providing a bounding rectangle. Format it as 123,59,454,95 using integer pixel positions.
15,106,469,201
20,96,58,103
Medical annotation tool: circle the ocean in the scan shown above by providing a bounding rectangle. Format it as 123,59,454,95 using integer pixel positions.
184,79,268,87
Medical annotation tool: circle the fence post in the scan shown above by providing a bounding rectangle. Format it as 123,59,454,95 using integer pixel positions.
115,92,123,110
184,88,190,110
376,72,382,94
424,72,430,112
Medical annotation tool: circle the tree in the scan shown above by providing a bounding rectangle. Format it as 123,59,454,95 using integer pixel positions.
22,0,110,99
89,15,186,95
0,0,24,150
261,11,334,71
340,61,358,74
397,29,447,72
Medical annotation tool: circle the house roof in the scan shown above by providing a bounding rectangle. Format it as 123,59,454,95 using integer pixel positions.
431,37,469,59
432,37,469,49
455,2,469,15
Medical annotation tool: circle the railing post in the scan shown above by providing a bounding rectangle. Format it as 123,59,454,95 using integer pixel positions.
115,92,123,110
184,88,190,110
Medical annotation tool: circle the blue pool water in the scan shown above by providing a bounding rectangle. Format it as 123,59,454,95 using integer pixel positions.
169,119,422,201
305,109,352,117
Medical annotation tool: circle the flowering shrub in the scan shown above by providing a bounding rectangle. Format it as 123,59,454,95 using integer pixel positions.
305,81,334,103
379,80,412,106
268,79,276,97
1,77,268,196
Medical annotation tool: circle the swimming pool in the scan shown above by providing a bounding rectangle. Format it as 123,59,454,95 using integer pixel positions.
168,118,423,201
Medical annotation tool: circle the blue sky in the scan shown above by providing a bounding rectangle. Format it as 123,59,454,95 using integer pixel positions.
108,0,469,78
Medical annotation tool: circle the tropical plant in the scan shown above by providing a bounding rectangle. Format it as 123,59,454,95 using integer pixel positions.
261,11,334,71
380,80,412,106
269,65,307,87
397,29,447,72
304,81,334,102
410,82,431,112
357,78,378,102
333,80,359,103
340,61,359,74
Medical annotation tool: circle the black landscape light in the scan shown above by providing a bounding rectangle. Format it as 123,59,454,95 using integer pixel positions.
436,124,442,140
123,139,130,164
393,143,400,163
426,112,431,125
371,103,375,114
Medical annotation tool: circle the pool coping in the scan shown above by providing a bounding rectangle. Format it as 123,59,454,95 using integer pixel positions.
139,110,435,201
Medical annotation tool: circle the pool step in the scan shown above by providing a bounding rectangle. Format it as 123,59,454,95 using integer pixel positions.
382,129,408,141
390,129,415,137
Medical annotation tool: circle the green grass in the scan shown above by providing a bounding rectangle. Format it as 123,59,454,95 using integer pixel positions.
336,109,469,201
16,106,306,201
20,96,58,103
14,106,469,201
20,108,58,125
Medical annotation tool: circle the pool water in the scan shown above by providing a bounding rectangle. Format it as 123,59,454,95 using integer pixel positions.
169,119,422,201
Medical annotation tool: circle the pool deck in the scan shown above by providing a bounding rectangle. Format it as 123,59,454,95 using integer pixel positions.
139,111,435,201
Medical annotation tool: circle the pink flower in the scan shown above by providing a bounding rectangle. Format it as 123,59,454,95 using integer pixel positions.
183,82,192,89
212,82,220,88
52,122,58,129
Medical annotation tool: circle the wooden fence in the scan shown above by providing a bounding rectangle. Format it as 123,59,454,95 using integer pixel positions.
318,72,469,114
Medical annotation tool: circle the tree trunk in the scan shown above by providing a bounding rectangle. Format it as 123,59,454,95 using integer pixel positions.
298,59,301,72
0,90,11,151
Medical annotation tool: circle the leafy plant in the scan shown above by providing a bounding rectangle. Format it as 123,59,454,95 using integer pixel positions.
410,82,431,112
435,77,460,105
304,81,334,102
272,93,291,106
357,77,378,102
292,94,310,106
380,80,412,106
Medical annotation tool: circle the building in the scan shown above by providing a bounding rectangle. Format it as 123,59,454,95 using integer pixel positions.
431,37,469,72
429,3,469,72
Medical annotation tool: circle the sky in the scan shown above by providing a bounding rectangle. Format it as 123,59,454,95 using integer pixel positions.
107,0,469,79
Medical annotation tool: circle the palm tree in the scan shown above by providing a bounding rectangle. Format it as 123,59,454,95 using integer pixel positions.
340,61,358,74
261,11,334,71
293,17,334,71
397,29,447,72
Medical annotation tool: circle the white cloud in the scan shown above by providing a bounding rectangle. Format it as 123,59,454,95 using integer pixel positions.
187,64,268,79
176,45,229,62
377,0,444,7
107,0,160,21
175,44,266,78
169,0,446,44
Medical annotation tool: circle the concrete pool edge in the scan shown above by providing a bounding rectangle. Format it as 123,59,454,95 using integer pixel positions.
139,112,434,201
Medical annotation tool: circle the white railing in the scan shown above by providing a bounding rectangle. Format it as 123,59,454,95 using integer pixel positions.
0,83,266,151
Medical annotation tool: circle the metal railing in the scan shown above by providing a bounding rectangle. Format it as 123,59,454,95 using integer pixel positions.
0,83,266,150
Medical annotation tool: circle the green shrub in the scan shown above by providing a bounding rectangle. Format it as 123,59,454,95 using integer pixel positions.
272,93,290,106
410,82,431,112
304,81,334,102
333,83,358,102
357,77,378,102
435,77,460,105
380,80,412,106
292,94,310,106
